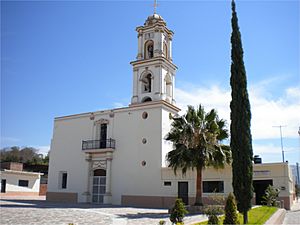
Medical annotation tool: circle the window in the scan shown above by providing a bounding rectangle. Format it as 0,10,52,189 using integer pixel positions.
142,112,148,119
18,180,29,187
61,172,67,189
164,181,171,186
203,181,224,193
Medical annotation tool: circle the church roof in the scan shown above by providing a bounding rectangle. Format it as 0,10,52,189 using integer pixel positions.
144,13,166,26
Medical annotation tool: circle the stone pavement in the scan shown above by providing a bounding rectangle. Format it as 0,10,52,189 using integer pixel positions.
0,197,208,225
283,198,300,225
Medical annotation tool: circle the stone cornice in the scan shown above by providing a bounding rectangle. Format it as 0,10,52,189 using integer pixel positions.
130,56,177,70
136,24,174,37
55,100,181,121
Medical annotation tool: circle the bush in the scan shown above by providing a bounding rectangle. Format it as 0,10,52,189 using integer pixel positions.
205,205,223,225
158,220,166,225
170,198,188,224
223,192,239,225
262,185,280,207
203,193,224,225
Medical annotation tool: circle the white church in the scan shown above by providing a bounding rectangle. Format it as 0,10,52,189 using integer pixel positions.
47,11,295,209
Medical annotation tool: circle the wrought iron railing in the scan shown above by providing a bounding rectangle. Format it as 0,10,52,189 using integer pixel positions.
82,139,116,150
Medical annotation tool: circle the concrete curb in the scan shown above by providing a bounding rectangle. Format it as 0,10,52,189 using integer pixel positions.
264,208,286,225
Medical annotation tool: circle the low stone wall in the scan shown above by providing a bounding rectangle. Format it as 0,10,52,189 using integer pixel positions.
264,208,286,225
39,184,47,196
46,192,78,203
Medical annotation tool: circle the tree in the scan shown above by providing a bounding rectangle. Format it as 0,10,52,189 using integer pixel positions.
169,198,188,224
262,185,280,207
166,105,231,205
0,146,49,165
223,193,239,225
230,0,253,223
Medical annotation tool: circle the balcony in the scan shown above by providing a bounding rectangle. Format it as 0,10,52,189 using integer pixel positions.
82,139,116,153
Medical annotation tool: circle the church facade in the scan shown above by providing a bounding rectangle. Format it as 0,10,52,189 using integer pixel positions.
47,12,295,209
47,13,182,206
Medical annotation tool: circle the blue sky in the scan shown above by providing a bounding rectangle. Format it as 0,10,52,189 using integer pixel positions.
1,0,299,165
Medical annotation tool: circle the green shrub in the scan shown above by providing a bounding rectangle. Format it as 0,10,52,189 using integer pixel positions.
170,198,188,224
223,192,239,225
158,220,166,225
262,185,280,207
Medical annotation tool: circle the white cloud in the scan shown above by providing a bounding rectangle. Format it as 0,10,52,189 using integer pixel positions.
113,102,127,108
176,83,300,140
252,143,296,154
34,145,50,155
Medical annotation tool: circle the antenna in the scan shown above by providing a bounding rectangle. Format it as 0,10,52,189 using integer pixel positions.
273,125,287,162
154,0,158,14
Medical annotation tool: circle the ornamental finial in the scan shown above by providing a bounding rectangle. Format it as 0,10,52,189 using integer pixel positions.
154,0,158,14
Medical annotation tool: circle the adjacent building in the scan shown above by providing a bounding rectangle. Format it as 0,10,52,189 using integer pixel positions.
0,162,43,196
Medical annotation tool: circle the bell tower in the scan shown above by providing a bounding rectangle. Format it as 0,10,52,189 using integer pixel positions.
130,12,177,105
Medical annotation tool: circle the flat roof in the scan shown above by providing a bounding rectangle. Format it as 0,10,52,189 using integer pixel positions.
0,169,44,176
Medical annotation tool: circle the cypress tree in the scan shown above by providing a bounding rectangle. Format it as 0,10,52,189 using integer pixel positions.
223,192,239,225
230,0,253,224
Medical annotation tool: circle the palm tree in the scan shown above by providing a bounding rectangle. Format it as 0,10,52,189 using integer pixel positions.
166,105,231,206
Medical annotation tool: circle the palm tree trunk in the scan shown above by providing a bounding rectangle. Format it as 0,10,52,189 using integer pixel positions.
195,167,203,206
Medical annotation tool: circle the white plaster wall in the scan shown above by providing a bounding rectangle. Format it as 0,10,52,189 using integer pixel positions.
48,102,179,204
161,109,175,167
48,115,95,202
111,105,165,204
161,168,196,197
0,172,40,193
161,163,293,199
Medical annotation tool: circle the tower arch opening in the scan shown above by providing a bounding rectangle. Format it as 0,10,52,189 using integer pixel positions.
163,42,168,59
141,96,152,103
144,40,154,59
165,74,172,102
141,73,152,93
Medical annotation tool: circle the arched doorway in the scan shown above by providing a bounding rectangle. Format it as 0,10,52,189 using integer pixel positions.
92,169,106,204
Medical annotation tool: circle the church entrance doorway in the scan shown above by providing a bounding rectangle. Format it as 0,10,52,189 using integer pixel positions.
92,169,106,204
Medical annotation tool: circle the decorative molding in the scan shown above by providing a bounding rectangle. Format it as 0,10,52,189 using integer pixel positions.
89,113,95,120
94,118,109,125
92,160,106,170
109,112,114,118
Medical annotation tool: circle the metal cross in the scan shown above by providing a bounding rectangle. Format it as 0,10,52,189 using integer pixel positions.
154,0,158,14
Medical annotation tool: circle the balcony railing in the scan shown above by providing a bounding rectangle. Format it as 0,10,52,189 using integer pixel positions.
82,139,116,150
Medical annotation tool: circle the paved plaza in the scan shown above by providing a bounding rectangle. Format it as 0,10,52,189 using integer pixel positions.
283,199,300,225
2,196,300,225
0,197,207,225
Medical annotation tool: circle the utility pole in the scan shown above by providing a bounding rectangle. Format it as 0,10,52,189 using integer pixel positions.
273,125,286,163
297,127,300,184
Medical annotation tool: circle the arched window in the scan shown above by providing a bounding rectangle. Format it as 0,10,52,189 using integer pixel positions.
163,42,168,59
141,73,152,93
144,40,154,59
93,169,106,176
142,97,152,103
165,74,172,101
